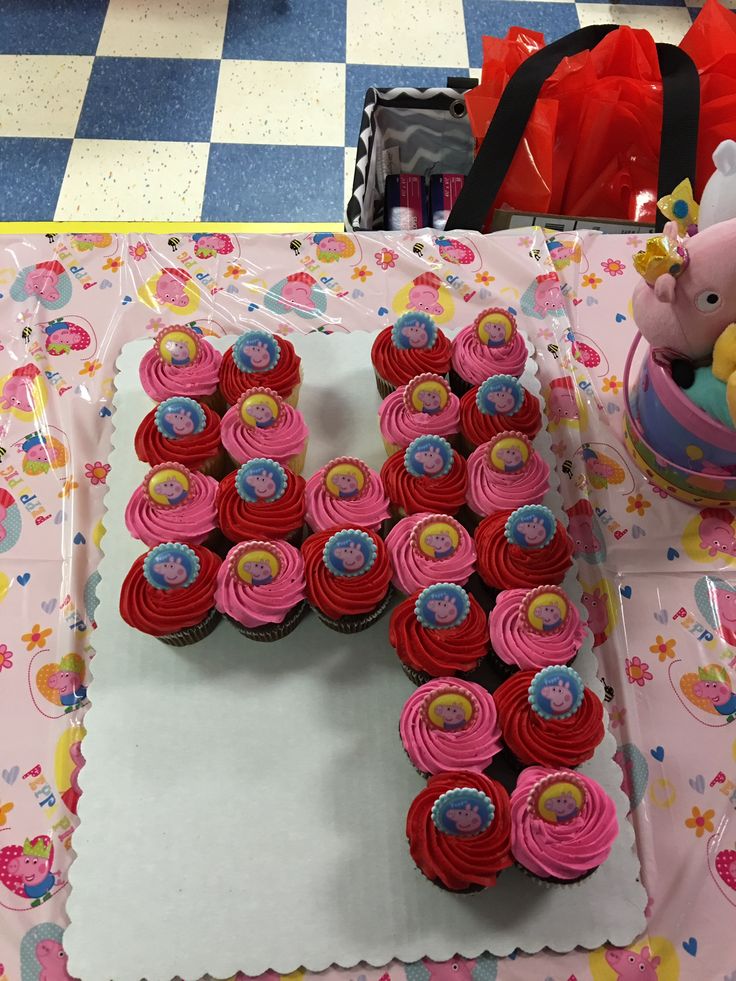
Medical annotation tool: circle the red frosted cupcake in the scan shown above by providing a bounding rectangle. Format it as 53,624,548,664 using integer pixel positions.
406,771,512,891
381,435,467,518
139,324,223,409
217,458,306,544
450,308,528,394
119,542,221,645
134,397,227,477
371,313,451,397
125,462,219,548
389,583,488,685
475,505,574,593
302,526,393,632
219,330,302,407
460,375,543,453
494,665,605,767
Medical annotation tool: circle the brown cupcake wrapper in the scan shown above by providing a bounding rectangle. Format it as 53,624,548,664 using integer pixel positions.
198,389,227,415
513,859,599,887
158,606,222,646
449,369,473,398
313,585,394,634
374,371,397,399
198,449,233,480
224,600,308,642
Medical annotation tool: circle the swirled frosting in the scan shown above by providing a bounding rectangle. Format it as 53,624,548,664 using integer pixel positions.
134,403,222,471
220,399,308,466
466,441,550,516
125,468,218,546
488,589,587,670
475,511,574,590
460,386,543,447
305,463,390,532
371,326,451,387
139,337,221,401
385,513,476,593
215,540,306,627
219,335,302,406
379,385,460,448
451,324,528,385
389,591,488,676
381,450,467,516
217,467,306,541
302,526,392,619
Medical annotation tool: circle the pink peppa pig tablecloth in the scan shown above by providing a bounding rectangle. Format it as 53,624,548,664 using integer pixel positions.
0,226,733,981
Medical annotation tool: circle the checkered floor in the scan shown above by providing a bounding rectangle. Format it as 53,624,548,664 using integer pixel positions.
0,0,708,223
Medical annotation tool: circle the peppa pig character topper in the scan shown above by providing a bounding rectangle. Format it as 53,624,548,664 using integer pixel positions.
404,435,453,479
391,312,438,351
519,585,570,635
322,457,369,500
322,529,376,578
527,771,586,824
412,515,463,562
232,542,282,587
403,374,451,416
154,397,206,440
235,458,287,504
476,375,525,417
473,308,517,348
487,431,531,474
423,685,477,732
505,504,557,551
143,543,200,590
144,463,192,507
431,787,494,837
238,388,283,430
232,331,281,374
155,325,200,367
415,582,470,630
528,665,584,720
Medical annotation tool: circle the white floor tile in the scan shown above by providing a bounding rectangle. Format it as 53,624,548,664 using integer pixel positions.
97,0,229,58
0,56,92,138
54,140,209,220
576,4,693,45
344,145,357,212
347,0,469,67
212,60,346,146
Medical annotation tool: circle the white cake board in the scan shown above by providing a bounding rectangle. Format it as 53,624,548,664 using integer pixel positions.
65,334,646,980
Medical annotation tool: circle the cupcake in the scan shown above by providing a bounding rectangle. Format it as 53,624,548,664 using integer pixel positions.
385,513,476,595
304,457,390,533
389,583,488,685
494,665,605,767
217,458,306,544
380,435,467,518
215,539,307,641
125,462,218,548
302,526,393,632
134,397,227,477
119,542,221,645
371,312,451,397
475,505,574,593
139,325,222,409
399,678,503,776
220,387,308,474
466,432,550,519
460,375,543,453
219,330,302,407
488,586,587,675
510,766,618,883
378,373,460,456
406,770,512,891
450,308,528,394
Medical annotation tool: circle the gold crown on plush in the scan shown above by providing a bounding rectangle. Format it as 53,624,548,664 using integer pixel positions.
633,235,690,286
22,837,50,859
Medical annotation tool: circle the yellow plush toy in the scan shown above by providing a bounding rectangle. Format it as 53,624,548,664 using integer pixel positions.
712,322,736,425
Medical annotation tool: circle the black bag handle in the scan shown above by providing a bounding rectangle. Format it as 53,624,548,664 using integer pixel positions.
446,25,700,233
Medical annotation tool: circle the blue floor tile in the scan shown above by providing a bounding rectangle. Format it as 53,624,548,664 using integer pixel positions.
0,138,71,220
223,0,347,62
463,0,579,66
345,65,470,147
203,144,344,221
0,0,109,55
76,57,220,141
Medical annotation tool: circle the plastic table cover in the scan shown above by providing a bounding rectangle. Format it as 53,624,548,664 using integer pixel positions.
0,227,732,981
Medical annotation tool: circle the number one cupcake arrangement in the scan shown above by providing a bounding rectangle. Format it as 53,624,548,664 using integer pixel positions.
119,314,619,890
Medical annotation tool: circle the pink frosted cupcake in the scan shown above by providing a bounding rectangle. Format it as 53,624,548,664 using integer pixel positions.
215,539,307,641
385,513,476,595
125,462,219,548
139,325,222,408
220,387,309,474
451,308,528,394
400,678,503,776
488,585,587,674
305,456,390,533
378,374,460,456
466,432,550,519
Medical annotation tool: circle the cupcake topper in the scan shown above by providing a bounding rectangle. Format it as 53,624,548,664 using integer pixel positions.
528,665,584,720
230,541,282,587
421,683,478,732
505,505,556,550
473,308,517,348
486,431,532,475
322,529,376,578
411,514,464,562
404,435,453,479
391,312,438,350
519,586,570,636
232,330,281,373
431,787,494,837
143,462,193,507
476,375,525,417
235,458,287,504
403,374,451,416
143,543,200,590
415,583,470,630
154,324,200,367
237,387,284,429
322,457,370,500
527,770,586,824
154,397,206,440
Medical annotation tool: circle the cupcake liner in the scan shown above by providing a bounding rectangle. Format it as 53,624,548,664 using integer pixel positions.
198,389,227,415
224,600,308,642
287,440,308,477
198,449,232,480
313,585,394,634
158,606,222,646
283,377,302,409
513,859,599,887
374,371,397,399
382,436,403,458
487,648,519,679
429,875,488,893
400,662,434,687
449,369,473,398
